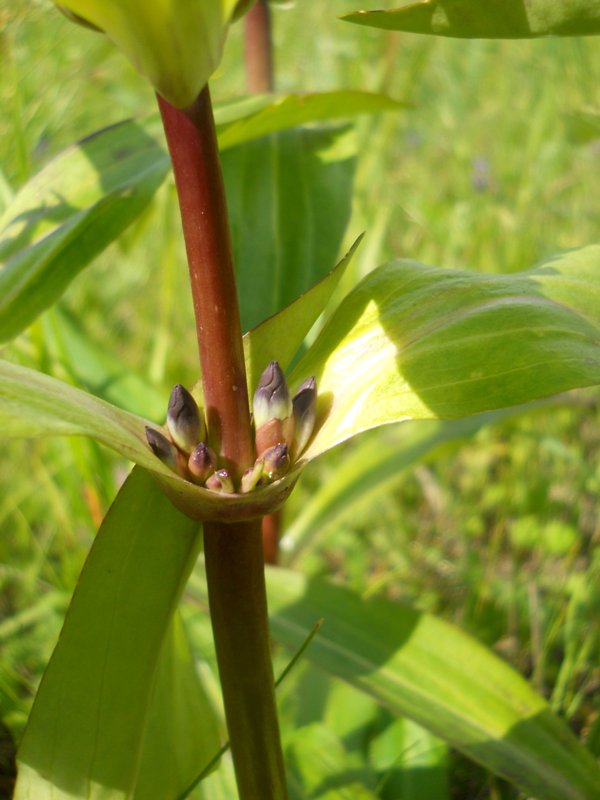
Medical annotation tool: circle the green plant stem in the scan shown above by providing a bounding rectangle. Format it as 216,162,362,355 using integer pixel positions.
158,87,288,799
245,0,274,93
204,520,288,798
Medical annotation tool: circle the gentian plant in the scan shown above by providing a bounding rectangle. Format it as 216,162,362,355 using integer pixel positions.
3,1,600,798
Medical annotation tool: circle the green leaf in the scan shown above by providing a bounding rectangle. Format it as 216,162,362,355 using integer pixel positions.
135,615,220,800
0,91,396,343
15,467,216,800
56,0,239,108
42,306,166,421
293,245,600,461
0,117,168,343
242,236,362,395
286,723,378,799
264,568,600,800
343,0,600,38
217,91,405,151
370,717,449,800
223,126,356,331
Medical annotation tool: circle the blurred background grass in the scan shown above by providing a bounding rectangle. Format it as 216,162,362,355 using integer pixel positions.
1,1,600,796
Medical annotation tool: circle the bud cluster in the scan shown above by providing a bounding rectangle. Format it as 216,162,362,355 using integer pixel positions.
145,363,316,495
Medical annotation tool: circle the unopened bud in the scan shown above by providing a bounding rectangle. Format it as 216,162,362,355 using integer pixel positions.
145,426,180,473
253,361,292,430
292,376,317,457
188,442,217,484
262,443,290,481
167,384,204,453
206,469,235,494
241,458,265,494
254,417,294,458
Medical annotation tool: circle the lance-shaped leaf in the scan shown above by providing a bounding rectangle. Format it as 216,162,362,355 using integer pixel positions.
15,467,217,800
56,0,239,107
252,568,600,800
291,245,600,461
343,0,600,38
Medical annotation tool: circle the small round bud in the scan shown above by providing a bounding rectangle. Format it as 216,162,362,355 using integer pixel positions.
262,443,290,481
188,442,217,484
206,469,235,494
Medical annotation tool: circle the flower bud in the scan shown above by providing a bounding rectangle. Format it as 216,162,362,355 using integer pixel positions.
253,361,295,456
167,384,204,453
253,361,292,427
145,426,180,473
206,468,235,494
292,376,317,457
240,458,264,494
188,442,217,484
262,443,290,481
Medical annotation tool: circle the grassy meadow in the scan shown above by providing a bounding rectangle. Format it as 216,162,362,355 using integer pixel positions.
1,1,600,797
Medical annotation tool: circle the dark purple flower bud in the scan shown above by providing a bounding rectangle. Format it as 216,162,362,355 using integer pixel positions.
188,442,217,484
292,376,317,457
262,443,290,481
167,384,204,453
253,361,292,430
206,468,235,494
241,458,264,494
145,426,179,472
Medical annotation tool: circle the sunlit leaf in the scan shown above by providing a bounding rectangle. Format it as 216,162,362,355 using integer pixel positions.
217,91,405,151
15,468,215,800
262,568,600,800
343,0,600,38
56,0,239,107
293,245,600,460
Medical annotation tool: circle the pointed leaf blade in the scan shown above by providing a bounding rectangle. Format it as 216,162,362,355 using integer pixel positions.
293,246,600,461
343,1,600,38
15,467,215,800
264,569,600,800
217,90,405,150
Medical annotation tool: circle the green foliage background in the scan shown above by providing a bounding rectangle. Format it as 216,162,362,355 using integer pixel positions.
1,1,600,796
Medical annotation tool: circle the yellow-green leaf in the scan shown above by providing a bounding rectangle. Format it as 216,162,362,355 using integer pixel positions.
343,0,600,38
293,245,600,460
56,0,240,107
